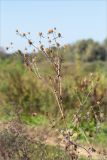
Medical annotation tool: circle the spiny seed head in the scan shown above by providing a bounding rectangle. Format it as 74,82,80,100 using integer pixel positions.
28,39,33,45
58,33,61,37
54,27,56,30
40,45,44,51
23,33,26,37
38,32,43,37
56,42,60,47
48,40,51,43
24,53,29,58
10,42,13,45
48,29,53,34
16,29,19,33
25,47,27,51
6,46,9,50
39,41,41,44
45,48,50,54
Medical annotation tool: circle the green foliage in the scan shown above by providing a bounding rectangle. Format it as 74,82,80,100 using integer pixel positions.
0,38,107,123
0,52,107,118
21,114,48,125
61,39,107,62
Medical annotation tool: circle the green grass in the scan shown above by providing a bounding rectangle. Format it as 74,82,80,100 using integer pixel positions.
0,115,12,122
0,113,107,147
21,114,48,126
0,112,49,126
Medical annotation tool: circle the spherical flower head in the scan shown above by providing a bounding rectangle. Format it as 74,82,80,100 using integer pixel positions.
58,33,61,38
16,29,19,33
48,29,53,34
38,32,43,37
56,42,60,47
6,46,9,50
28,39,33,45
40,45,44,51
23,33,26,37
48,40,51,43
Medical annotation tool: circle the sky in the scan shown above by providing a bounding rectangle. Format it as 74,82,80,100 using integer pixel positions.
0,0,107,51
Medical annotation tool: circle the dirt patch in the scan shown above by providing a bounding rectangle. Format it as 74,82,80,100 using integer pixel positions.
0,121,107,160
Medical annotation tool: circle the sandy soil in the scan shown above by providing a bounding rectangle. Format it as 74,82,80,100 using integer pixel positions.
0,121,107,160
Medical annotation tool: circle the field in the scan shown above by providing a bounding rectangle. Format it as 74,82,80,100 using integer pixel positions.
0,36,107,160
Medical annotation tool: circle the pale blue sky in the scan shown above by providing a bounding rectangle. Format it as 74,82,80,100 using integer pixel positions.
0,0,107,51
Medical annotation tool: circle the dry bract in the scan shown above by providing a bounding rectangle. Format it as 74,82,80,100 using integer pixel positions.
48,29,54,34
11,28,106,160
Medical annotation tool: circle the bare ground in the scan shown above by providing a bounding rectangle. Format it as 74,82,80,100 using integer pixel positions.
0,121,107,160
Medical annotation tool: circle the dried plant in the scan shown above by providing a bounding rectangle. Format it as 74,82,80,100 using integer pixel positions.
5,28,106,160
0,121,34,160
